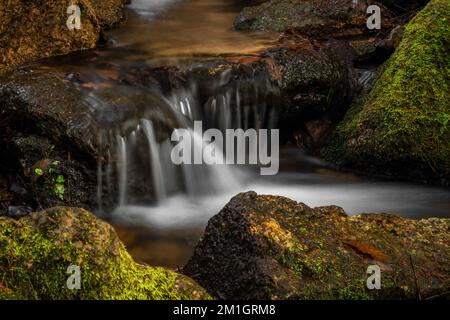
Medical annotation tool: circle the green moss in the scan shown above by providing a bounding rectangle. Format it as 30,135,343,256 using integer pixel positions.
326,0,450,183
0,207,210,300
338,279,371,300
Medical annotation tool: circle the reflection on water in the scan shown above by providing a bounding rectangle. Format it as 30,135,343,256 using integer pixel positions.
109,0,277,61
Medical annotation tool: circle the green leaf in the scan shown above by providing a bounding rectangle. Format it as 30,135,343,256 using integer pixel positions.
56,175,65,184
34,168,44,176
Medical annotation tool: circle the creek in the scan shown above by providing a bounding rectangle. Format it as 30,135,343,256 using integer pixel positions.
38,0,450,268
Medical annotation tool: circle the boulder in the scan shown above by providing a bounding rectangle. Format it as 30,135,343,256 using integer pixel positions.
184,192,449,299
0,206,210,300
0,0,127,72
0,69,98,211
324,0,450,185
234,0,395,37
264,33,354,123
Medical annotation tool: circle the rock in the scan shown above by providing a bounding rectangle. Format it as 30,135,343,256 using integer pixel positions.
293,118,334,151
90,0,127,29
0,0,127,72
0,69,98,210
6,205,32,219
0,57,207,212
177,33,354,145
265,33,354,125
324,0,450,185
184,192,449,299
234,0,395,37
378,0,429,14
0,207,211,300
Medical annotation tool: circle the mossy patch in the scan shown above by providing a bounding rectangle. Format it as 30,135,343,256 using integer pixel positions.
0,207,210,300
326,0,450,184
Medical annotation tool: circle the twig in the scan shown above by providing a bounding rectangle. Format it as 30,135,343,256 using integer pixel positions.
409,254,422,300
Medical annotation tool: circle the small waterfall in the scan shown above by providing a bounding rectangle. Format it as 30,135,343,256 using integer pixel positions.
141,119,167,203
116,135,128,206
95,67,280,214
189,128,242,192
356,68,377,89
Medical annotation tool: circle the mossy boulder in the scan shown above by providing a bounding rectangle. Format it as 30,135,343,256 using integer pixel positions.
184,192,449,299
325,0,450,185
0,0,127,72
0,207,210,300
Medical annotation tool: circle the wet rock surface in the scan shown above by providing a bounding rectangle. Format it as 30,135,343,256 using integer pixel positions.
234,0,394,35
0,57,195,213
184,192,450,299
0,69,98,211
0,0,127,72
0,206,210,299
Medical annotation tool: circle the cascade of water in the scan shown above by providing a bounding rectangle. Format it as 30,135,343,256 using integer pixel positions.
189,129,242,192
141,119,168,203
116,135,128,206
96,69,280,212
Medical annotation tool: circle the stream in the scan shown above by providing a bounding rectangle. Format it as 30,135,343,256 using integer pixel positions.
40,0,450,268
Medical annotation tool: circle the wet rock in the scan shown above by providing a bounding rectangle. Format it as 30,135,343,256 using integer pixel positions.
324,0,450,185
234,0,395,37
0,57,204,211
0,69,98,209
184,192,450,300
378,0,429,14
0,0,128,72
0,206,211,300
233,0,421,68
264,34,355,123
5,206,32,219
91,0,127,29
175,33,354,143
293,118,334,151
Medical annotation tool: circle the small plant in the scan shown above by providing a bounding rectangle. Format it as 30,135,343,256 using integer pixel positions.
33,160,66,201
48,160,61,173
53,175,65,201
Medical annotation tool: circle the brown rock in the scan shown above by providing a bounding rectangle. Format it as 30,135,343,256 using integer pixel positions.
184,192,450,299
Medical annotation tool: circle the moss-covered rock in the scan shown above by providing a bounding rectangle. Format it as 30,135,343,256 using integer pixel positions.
184,192,449,300
325,0,450,185
0,0,127,72
0,207,211,300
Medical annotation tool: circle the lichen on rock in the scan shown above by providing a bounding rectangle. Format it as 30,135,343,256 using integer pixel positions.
0,207,210,300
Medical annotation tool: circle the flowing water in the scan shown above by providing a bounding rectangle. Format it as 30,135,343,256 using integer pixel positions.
40,0,450,267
